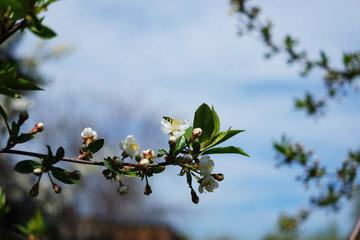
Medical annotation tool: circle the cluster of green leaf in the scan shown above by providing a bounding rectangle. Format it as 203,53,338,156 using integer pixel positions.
274,136,360,211
14,145,81,196
0,107,35,149
230,0,360,116
0,0,58,45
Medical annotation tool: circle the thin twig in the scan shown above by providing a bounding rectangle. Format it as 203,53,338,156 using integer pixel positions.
0,19,29,45
0,148,170,167
349,214,360,240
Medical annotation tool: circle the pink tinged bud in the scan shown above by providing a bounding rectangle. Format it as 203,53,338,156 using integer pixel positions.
142,149,155,160
33,168,43,176
212,173,224,181
190,128,202,143
192,128,202,137
53,184,62,194
139,159,150,168
30,122,44,134
144,184,152,195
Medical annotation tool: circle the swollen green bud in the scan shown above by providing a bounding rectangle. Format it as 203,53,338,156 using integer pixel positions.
144,184,152,196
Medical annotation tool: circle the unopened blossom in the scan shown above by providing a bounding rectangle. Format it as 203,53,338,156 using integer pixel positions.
161,118,190,138
168,135,177,146
81,127,97,139
198,175,219,193
120,135,140,158
199,155,214,176
118,185,129,195
181,154,193,163
192,128,202,137
30,122,44,134
190,127,202,143
139,158,150,167
33,168,43,176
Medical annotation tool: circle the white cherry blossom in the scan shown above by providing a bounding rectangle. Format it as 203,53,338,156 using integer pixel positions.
119,135,140,158
161,118,190,138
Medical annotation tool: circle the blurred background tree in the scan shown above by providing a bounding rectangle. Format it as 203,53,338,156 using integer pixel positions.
230,0,360,238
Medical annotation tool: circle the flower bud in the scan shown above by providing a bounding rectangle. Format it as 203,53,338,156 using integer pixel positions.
169,136,177,146
144,184,152,195
33,168,43,176
191,189,199,204
30,122,44,134
189,128,202,143
139,159,150,168
113,157,124,169
181,154,193,163
118,184,129,195
81,127,97,145
29,183,39,198
192,128,202,137
135,155,142,163
53,184,62,194
18,111,29,126
211,173,224,181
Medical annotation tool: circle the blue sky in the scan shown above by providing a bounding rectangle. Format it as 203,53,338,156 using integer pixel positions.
16,0,360,239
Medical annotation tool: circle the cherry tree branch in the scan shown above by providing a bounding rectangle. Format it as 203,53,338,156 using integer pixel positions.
0,148,170,167
0,19,29,45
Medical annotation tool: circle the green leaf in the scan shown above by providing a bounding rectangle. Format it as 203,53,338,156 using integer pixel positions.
192,141,200,155
10,121,19,138
202,146,249,157
201,129,244,151
51,167,80,184
46,145,53,157
87,139,104,154
151,166,165,174
0,104,10,132
16,133,34,143
122,170,138,177
53,147,64,164
14,160,42,174
15,224,29,235
211,105,220,135
173,135,186,157
104,157,113,170
28,24,56,39
183,126,193,141
0,77,43,91
193,103,214,143
0,86,20,98
157,149,168,158
0,104,8,122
